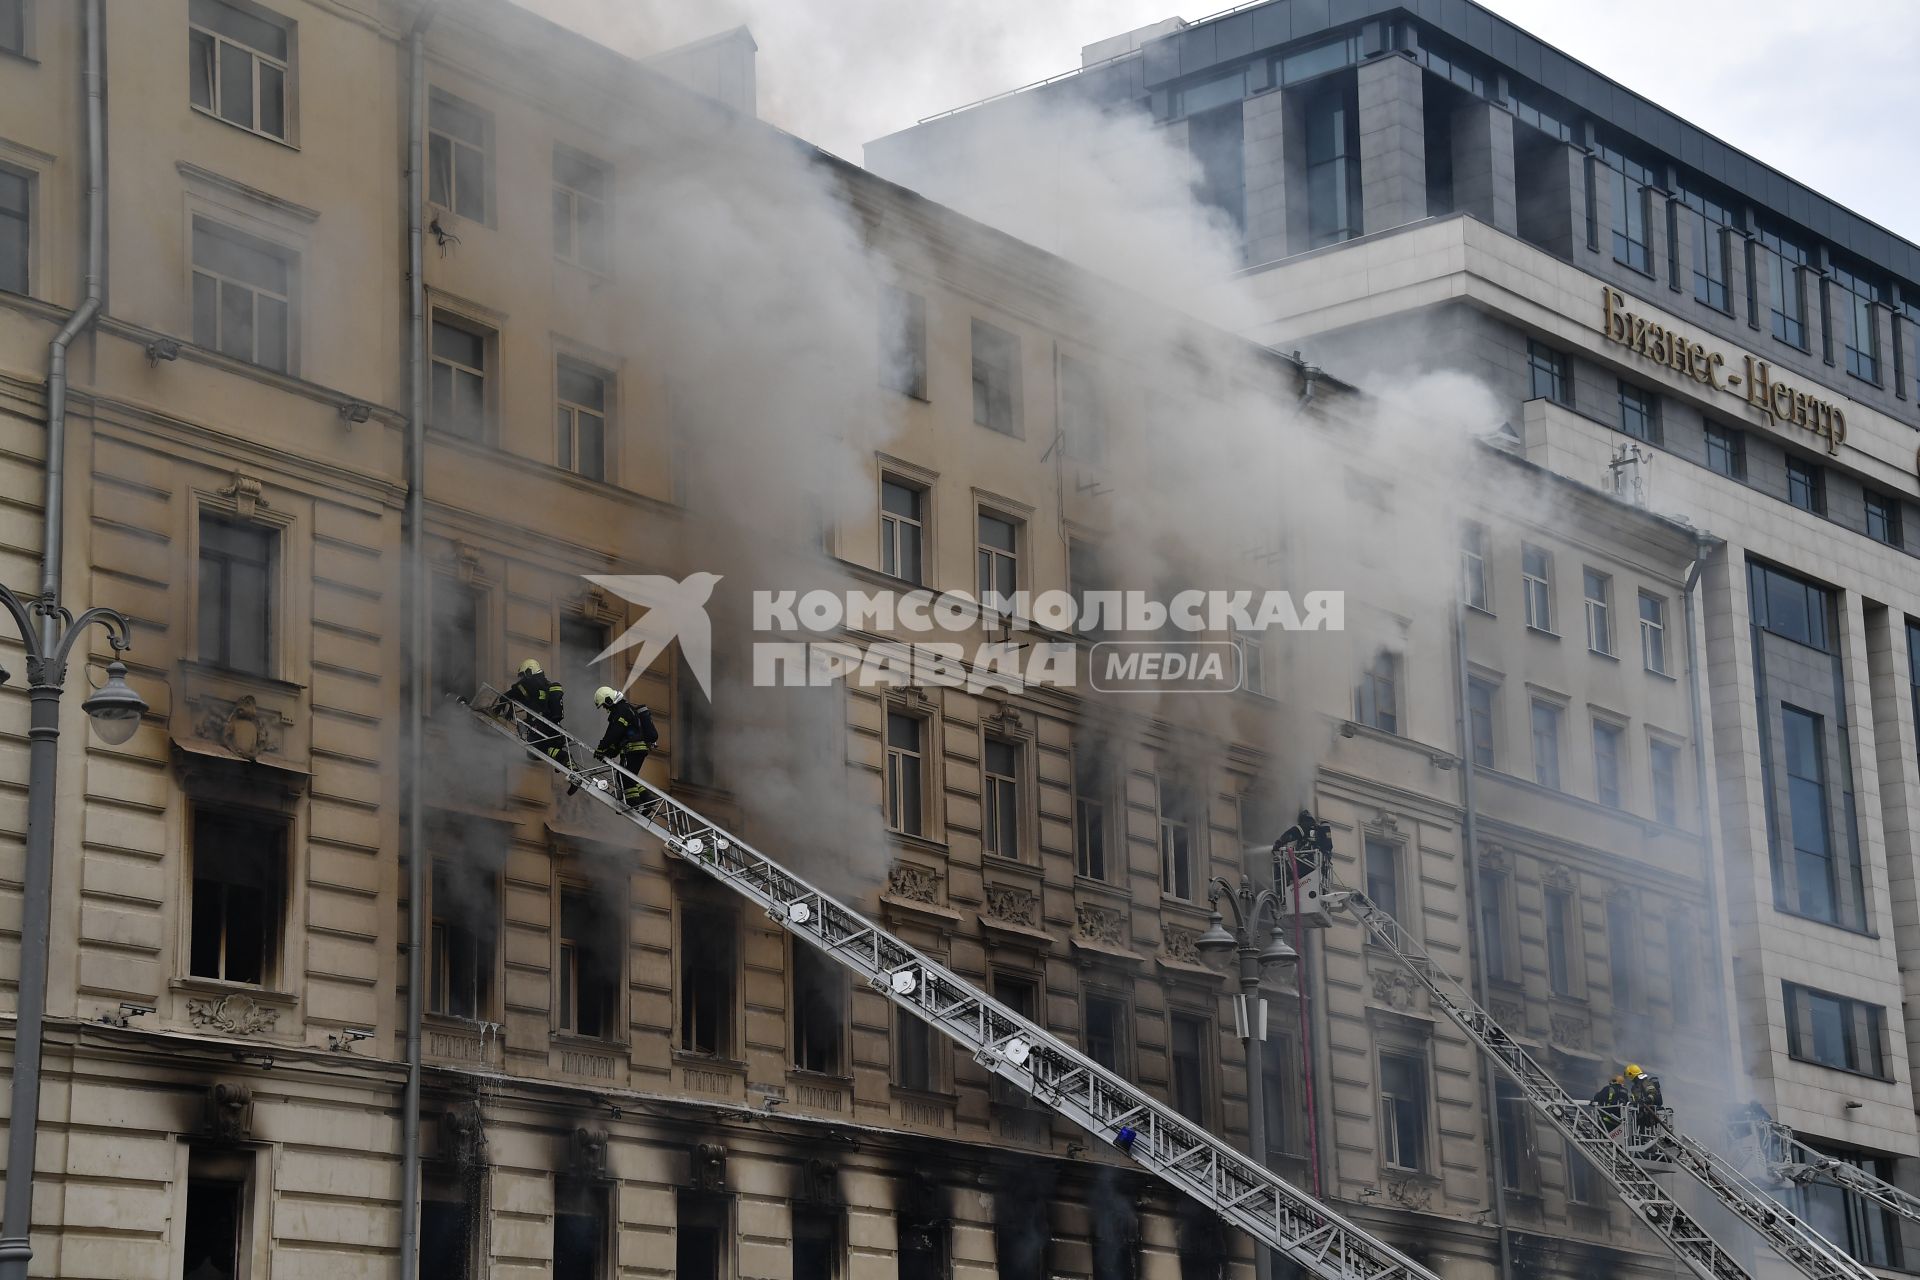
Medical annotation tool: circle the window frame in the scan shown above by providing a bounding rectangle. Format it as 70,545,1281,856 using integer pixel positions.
427,87,493,224
1363,837,1401,922
187,805,287,989
0,160,31,297
1467,675,1497,769
196,508,279,678
1704,422,1746,481
676,902,738,1060
551,144,611,274
1616,380,1660,445
174,1144,270,1280
1377,1048,1430,1173
1526,340,1571,407
428,856,498,1023
1606,893,1638,1011
1167,1009,1213,1124
1864,492,1903,548
1460,521,1491,613
553,1176,613,1280
429,308,497,443
879,474,928,586
981,733,1023,861
884,708,928,837
555,882,619,1041
1073,743,1111,883
1639,591,1669,676
1649,736,1683,827
1783,981,1889,1080
1583,568,1614,657
789,936,849,1078
1531,697,1564,790
554,354,612,482
1083,989,1130,1076
970,317,1021,437
975,508,1021,619
1786,456,1826,516
1157,777,1196,901
188,0,295,146
1522,544,1554,633
880,285,929,401
1355,648,1400,734
1592,717,1625,808
1544,884,1578,998
190,214,297,373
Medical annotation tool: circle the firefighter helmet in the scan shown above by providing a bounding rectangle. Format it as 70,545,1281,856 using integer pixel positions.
594,686,619,709
518,658,543,676
1624,1063,1644,1078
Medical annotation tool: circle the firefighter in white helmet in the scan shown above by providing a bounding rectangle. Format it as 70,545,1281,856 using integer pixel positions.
592,686,658,807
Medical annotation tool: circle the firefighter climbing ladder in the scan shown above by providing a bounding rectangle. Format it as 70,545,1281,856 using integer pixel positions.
467,689,1437,1280
1301,862,1876,1280
1729,1113,1920,1230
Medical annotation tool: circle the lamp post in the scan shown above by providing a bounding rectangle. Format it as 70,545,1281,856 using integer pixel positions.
1197,874,1298,1280
0,589,146,1279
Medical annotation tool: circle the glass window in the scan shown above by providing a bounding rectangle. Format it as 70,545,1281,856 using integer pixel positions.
1689,206,1730,311
1073,745,1108,882
1784,983,1887,1078
190,810,283,985
1084,993,1127,1074
1607,895,1636,1009
1749,561,1832,652
885,712,925,836
189,0,291,141
1639,592,1668,675
1608,165,1651,273
1364,838,1399,919
552,146,609,273
1187,104,1246,241
895,1004,938,1093
1355,650,1398,734
1865,492,1902,548
1478,870,1510,981
1651,739,1681,826
880,286,927,400
976,511,1019,614
1584,569,1613,656
1795,1144,1903,1270
1544,887,1575,996
1522,544,1553,632
678,907,735,1057
983,736,1020,860
1617,381,1660,445
554,1179,610,1280
1705,422,1746,481
879,478,924,584
1158,779,1194,901
1531,699,1562,789
1169,1013,1209,1122
790,942,846,1076
430,577,481,704
198,513,275,676
1527,340,1570,406
430,314,490,441
1303,82,1361,248
1832,262,1883,384
1593,720,1624,807
970,319,1019,436
430,859,495,1020
1783,706,1836,923
1467,677,1496,769
557,887,616,1039
1787,457,1826,516
0,165,26,296
428,89,490,221
1378,1052,1427,1171
0,0,21,56
1759,227,1809,349
1495,1077,1531,1190
555,358,608,482
1460,522,1490,612
192,217,292,372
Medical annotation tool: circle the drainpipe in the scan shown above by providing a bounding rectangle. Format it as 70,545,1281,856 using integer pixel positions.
1455,596,1514,1280
1681,541,1738,1081
0,4,104,1276
401,6,437,1278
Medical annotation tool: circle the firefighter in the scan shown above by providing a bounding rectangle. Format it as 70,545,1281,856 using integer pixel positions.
593,686,659,807
1592,1073,1630,1135
1625,1063,1664,1131
504,659,567,763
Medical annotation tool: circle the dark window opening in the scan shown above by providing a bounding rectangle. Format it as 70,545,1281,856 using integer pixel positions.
676,1194,729,1280
1084,993,1126,1074
190,809,284,986
0,165,25,296
895,1005,939,1093
553,1177,609,1280
182,1168,245,1280
1378,1051,1428,1171
198,513,275,676
1169,1012,1209,1122
558,887,618,1040
679,907,736,1058
793,1210,842,1280
880,286,928,400
971,319,1020,436
420,1187,476,1280
429,859,496,1021
1545,887,1575,997
792,942,847,1075
430,576,483,705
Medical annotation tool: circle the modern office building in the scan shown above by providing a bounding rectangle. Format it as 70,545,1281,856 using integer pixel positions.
875,0,1920,1271
0,1,1759,1278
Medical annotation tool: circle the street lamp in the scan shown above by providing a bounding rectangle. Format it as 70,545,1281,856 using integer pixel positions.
0,588,145,1280
1197,874,1297,1280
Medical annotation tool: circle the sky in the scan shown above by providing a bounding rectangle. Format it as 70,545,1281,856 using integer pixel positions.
524,0,1920,245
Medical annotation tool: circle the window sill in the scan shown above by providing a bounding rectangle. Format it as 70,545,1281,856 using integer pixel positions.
1465,603,1496,619
1769,902,1877,940
1588,647,1617,661
171,976,297,1005
1643,666,1676,682
1612,256,1657,282
1845,369,1883,391
672,1050,747,1072
1525,625,1560,640
551,1030,626,1052
190,103,299,152
1785,1052,1893,1085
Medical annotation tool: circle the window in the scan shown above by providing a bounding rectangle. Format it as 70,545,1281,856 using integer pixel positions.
1688,205,1730,311
1761,229,1809,349
979,736,1021,859
1583,569,1613,656
1232,623,1265,696
1158,779,1194,900
430,577,482,704
1363,839,1399,919
1522,545,1553,632
1059,355,1104,461
880,286,927,400
198,513,275,676
189,0,290,141
898,1211,950,1280
182,1150,254,1280
1865,492,1902,548
879,479,925,585
895,1005,940,1093
1617,382,1660,445
552,147,609,273
1378,1052,1427,1171
971,319,1019,435
1478,869,1510,982
190,810,283,986
428,89,490,221
1796,1144,1903,1270
1832,262,1882,384
676,1195,729,1280
1784,983,1887,1078
1783,706,1837,923
1639,592,1668,675
1460,522,1490,612
430,314,491,441
429,859,495,1021
791,941,846,1075
192,217,292,372
1188,103,1246,241
1666,914,1695,1024
1593,720,1623,807
1910,623,1920,751
0,0,21,57
792,1211,841,1280
1531,699,1562,789
558,616,610,732
976,512,1019,615
1607,895,1636,1010
0,165,26,296
1263,1048,1301,1162
553,1178,609,1280
1303,82,1361,247
1786,457,1826,516
1750,561,1833,652
1069,537,1109,638
1526,341,1571,407
1494,1077,1532,1190
678,907,735,1057
884,712,925,836
1650,739,1681,826
1467,677,1496,769
1544,887,1575,997
1073,747,1109,882
421,1179,478,1280
1355,650,1399,734
1608,164,1651,273
555,358,608,482
1705,423,1746,480
1084,993,1127,1074
557,888,616,1039
1169,1012,1209,1122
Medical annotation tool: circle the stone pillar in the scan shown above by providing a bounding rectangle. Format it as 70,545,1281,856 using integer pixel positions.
1242,88,1291,264
1667,198,1693,298
1743,235,1770,334
1577,151,1610,275
1813,270,1837,366
1450,98,1516,235
1356,52,1426,234
1646,189,1673,289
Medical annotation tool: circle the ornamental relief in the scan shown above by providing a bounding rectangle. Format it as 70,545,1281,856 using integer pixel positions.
1075,903,1128,949
887,862,941,906
187,993,279,1036
983,884,1038,928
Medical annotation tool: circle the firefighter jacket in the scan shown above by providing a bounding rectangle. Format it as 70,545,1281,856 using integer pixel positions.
507,673,565,724
596,700,658,757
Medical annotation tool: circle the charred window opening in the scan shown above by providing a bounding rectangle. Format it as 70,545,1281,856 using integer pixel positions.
676,1193,730,1280
553,1176,610,1280
992,1165,1055,1280
792,1208,842,1280
421,1172,479,1280
990,972,1042,1110
1175,1200,1227,1280
430,858,497,1022
1088,1174,1140,1280
190,808,285,987
791,941,847,1076
679,906,736,1058
558,887,619,1040
898,1204,950,1280
430,575,484,705
182,1147,253,1280
894,1004,941,1093
880,285,928,401
198,512,276,677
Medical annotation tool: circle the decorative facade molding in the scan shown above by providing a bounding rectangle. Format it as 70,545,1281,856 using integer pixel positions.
1075,902,1128,949
1542,863,1576,892
191,692,284,761
217,469,270,519
187,992,280,1036
690,1143,727,1193
1382,1172,1434,1211
438,1101,487,1169
1371,966,1421,1011
569,1126,609,1179
887,862,940,905
204,1082,253,1142
983,884,1038,929
1549,1013,1590,1049
1478,844,1510,873
1161,924,1201,966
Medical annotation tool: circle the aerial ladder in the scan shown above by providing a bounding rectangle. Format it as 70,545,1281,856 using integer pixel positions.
1727,1110,1920,1230
1272,836,1877,1280
467,690,1439,1280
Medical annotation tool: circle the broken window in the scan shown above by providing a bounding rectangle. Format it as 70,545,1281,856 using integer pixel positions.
430,576,483,705
791,941,846,1075
792,1210,842,1280
676,1194,729,1280
558,887,618,1040
198,512,275,677
182,1148,252,1280
679,907,736,1057
429,859,496,1021
553,1177,609,1280
190,809,284,986
420,1174,477,1280
971,318,1020,436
